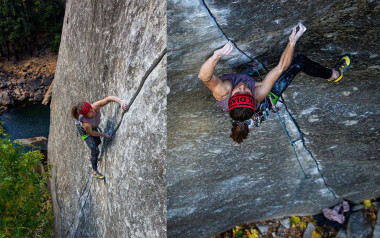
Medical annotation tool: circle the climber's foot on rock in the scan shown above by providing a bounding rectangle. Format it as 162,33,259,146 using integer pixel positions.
93,171,105,180
328,54,352,83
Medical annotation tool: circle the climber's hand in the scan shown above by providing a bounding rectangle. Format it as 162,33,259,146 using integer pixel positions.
120,100,129,111
213,41,234,58
289,22,307,44
103,133,112,139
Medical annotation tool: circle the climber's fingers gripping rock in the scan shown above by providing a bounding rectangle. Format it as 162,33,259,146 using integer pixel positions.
289,22,307,44
213,41,234,58
120,100,129,111
103,132,112,140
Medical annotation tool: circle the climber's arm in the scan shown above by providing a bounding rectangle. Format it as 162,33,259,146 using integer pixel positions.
92,96,129,111
83,122,109,138
254,22,307,104
198,41,233,101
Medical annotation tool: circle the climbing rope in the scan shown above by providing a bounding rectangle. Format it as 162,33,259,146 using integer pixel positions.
197,1,337,233
66,48,167,237
275,103,310,237
275,100,337,237
277,111,309,178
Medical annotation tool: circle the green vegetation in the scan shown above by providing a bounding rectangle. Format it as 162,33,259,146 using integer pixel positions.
0,0,65,59
0,123,53,237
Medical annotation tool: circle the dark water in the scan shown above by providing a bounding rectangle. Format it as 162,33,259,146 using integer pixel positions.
0,104,50,140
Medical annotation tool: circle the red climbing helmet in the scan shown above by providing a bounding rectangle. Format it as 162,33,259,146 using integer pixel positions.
228,93,255,112
79,102,92,116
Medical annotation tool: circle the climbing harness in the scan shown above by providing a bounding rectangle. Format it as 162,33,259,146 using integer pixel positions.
66,48,167,238
248,92,282,129
75,120,99,140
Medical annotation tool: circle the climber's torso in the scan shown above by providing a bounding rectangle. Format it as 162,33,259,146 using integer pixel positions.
215,73,256,111
80,109,101,128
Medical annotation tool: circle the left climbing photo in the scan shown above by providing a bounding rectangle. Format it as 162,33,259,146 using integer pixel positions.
43,0,167,237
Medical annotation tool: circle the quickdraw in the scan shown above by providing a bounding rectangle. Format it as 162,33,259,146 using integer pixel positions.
238,61,278,128
251,92,282,128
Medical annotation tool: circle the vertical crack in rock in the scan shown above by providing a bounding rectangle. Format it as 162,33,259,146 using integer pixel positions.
167,1,380,236
65,177,94,238
50,1,166,236
199,0,336,199
64,49,167,238
199,0,337,201
198,0,254,63
98,47,167,178
277,101,337,199
54,176,65,236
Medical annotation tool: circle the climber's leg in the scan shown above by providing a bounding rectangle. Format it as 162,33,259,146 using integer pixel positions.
270,56,304,97
84,136,100,172
328,54,352,83
270,54,345,97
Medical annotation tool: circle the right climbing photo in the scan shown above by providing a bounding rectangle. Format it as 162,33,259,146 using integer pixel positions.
167,1,380,237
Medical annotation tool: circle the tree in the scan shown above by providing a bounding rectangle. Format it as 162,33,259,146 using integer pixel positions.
0,123,53,237
0,0,65,59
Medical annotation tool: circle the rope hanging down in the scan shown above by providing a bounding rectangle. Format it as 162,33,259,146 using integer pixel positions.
67,48,167,238
275,100,337,238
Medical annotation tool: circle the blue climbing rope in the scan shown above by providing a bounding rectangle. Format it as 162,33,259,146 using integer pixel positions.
277,112,309,178
275,101,337,237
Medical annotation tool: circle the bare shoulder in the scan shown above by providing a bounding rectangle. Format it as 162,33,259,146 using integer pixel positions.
213,80,231,101
91,103,101,112
203,75,231,101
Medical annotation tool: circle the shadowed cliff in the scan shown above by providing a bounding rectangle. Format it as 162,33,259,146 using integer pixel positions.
167,0,380,237
49,1,166,237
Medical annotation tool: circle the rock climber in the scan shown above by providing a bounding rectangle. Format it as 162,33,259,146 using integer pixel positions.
71,96,129,179
198,22,351,144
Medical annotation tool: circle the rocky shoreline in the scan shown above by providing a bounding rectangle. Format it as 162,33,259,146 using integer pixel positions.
0,50,57,114
213,199,380,238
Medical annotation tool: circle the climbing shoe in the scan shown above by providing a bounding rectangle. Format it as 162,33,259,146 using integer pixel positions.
328,54,352,83
93,171,105,180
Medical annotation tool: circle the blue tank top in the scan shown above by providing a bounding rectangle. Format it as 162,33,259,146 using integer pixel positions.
216,73,256,111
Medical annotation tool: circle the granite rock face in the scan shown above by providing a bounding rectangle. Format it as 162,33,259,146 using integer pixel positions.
49,0,166,237
168,0,379,93
167,0,380,237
